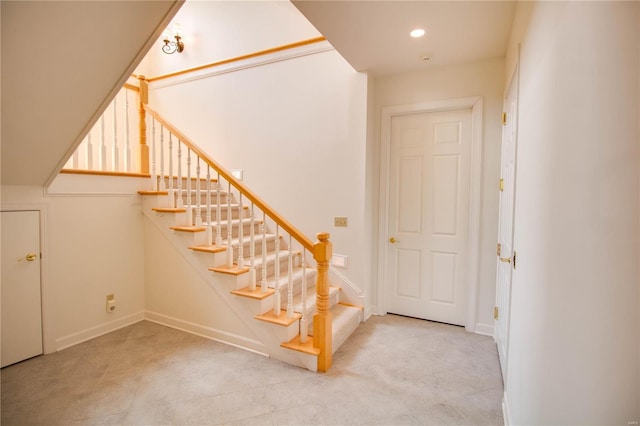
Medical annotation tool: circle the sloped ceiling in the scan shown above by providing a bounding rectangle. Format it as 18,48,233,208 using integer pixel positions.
1,0,183,186
292,0,515,76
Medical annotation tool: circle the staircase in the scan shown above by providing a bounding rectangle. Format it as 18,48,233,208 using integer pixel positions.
62,77,363,372
138,177,362,372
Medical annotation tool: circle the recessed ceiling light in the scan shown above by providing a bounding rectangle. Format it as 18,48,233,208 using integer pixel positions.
410,28,426,38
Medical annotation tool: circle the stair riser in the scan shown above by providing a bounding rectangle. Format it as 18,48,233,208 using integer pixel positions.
186,206,248,223
156,177,217,190
212,222,263,240
178,192,232,206
255,254,301,282
230,237,280,259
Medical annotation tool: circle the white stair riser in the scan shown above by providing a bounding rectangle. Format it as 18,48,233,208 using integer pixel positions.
254,253,301,281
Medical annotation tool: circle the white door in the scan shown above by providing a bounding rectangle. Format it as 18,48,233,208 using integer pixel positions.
386,109,472,325
1,210,43,367
495,67,519,380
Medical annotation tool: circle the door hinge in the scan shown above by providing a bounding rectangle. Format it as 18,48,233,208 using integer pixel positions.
494,306,499,320
513,251,517,269
499,178,504,192
502,112,507,125
496,243,501,257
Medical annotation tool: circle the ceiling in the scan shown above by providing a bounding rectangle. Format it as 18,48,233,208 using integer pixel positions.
292,1,516,76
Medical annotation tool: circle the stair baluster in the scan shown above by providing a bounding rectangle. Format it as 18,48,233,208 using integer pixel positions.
261,211,267,292
176,140,183,208
112,96,119,171
86,133,94,171
100,115,106,171
215,172,222,247
287,235,293,319
168,134,175,207
273,225,281,317
124,89,131,172
300,250,308,343
195,157,202,226
226,181,233,267
150,118,156,190
72,148,79,169
159,125,166,191
205,164,212,244
249,202,256,291
185,148,192,225
237,194,244,268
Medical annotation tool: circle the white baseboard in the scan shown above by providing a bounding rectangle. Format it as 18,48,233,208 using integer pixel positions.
56,311,145,351
144,310,268,357
502,391,511,425
475,322,494,337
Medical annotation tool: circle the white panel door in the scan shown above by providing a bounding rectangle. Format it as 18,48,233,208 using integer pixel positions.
495,67,519,381
1,210,43,367
386,109,472,325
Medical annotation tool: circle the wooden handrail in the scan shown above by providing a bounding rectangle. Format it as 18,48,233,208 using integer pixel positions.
147,37,327,83
143,104,314,252
123,83,140,92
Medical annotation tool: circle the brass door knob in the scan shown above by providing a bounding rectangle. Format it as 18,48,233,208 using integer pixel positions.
389,237,399,244
25,253,37,262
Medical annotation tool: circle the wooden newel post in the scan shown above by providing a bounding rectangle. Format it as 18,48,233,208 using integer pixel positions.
137,75,149,174
313,232,333,372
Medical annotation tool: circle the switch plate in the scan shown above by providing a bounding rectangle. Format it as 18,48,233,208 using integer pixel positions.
334,217,347,227
231,169,243,180
331,254,348,268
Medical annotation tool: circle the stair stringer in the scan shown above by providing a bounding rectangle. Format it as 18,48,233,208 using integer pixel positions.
141,199,319,371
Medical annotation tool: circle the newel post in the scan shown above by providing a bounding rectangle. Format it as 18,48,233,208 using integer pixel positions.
137,75,149,174
313,232,333,372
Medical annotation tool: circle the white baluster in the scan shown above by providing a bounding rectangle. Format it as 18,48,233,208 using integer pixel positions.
215,173,222,247
261,211,268,293
195,157,202,226
72,145,79,169
100,115,106,170
237,194,244,268
124,89,131,172
300,249,308,343
86,132,93,170
226,181,234,267
287,235,294,318
185,148,192,225
249,203,256,291
205,165,212,245
150,118,156,190
176,141,183,208
167,134,175,207
112,96,119,171
273,225,281,317
159,126,166,191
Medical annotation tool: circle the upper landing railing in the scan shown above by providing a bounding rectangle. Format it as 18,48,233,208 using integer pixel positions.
62,37,334,371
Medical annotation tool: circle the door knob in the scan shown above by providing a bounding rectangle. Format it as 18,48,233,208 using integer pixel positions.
389,237,399,244
25,253,37,262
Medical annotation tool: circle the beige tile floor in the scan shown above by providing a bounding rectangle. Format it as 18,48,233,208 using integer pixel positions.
1,315,503,425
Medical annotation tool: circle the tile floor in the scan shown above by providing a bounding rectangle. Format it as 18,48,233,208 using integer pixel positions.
1,315,503,425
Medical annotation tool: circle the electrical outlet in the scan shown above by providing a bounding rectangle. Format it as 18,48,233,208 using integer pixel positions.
106,294,116,313
334,217,348,227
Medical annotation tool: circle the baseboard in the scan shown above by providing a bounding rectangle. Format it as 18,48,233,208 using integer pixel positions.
475,322,494,336
56,311,145,351
502,391,511,425
144,310,268,357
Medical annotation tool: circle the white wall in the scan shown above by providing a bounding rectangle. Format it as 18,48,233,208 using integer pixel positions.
139,1,370,299
136,0,320,77
372,57,505,333
504,1,639,423
1,175,148,351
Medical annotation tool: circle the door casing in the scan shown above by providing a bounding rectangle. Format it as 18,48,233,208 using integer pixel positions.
377,97,483,333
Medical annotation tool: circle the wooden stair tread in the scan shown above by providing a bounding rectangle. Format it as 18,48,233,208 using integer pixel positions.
152,207,186,213
337,302,364,312
188,244,226,253
138,190,168,195
170,225,205,233
281,335,320,356
231,286,275,300
209,264,250,275
255,310,301,327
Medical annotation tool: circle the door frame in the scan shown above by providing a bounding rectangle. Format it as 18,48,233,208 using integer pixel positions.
1,203,55,354
377,96,483,332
